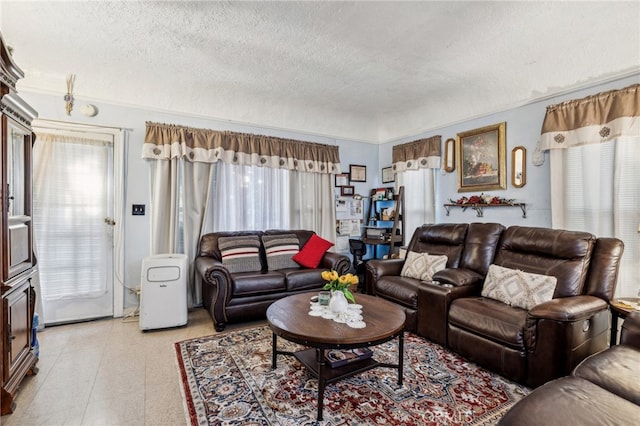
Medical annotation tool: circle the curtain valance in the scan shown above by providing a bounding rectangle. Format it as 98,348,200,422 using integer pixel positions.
142,122,341,174
540,83,640,150
392,135,441,172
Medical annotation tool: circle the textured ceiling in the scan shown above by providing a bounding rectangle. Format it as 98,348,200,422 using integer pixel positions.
1,1,639,143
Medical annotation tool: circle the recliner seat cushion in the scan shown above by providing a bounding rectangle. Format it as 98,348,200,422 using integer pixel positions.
449,297,527,348
573,345,640,405
232,271,286,296
374,276,422,310
499,377,640,425
282,268,326,292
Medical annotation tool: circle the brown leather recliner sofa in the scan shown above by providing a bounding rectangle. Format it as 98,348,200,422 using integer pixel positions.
196,229,351,331
366,223,624,388
499,310,640,425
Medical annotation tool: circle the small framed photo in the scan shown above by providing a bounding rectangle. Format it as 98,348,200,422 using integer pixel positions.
340,185,355,196
349,164,367,182
382,166,395,183
334,173,349,187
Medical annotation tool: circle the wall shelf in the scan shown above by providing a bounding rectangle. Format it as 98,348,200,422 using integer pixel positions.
443,203,527,218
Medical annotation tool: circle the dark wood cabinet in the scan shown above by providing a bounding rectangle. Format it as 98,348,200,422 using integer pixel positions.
0,31,38,416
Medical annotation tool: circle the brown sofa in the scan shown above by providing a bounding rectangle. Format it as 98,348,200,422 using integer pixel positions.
499,311,640,425
195,229,350,331
366,223,624,388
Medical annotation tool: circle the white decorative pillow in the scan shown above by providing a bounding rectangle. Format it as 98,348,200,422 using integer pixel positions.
400,251,448,281
482,264,557,310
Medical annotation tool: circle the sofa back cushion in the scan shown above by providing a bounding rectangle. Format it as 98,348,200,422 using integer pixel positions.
493,226,595,298
459,222,505,275
261,234,300,270
407,223,469,268
218,235,263,273
583,237,624,301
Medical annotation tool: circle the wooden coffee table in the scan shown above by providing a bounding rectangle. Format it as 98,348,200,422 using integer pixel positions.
266,292,406,421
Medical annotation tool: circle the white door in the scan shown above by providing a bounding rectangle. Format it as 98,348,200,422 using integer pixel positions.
32,129,115,325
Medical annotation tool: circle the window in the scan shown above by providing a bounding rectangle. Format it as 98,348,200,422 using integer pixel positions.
551,138,639,297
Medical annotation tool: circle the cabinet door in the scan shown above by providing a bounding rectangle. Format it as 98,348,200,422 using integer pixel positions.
3,279,31,382
2,117,33,282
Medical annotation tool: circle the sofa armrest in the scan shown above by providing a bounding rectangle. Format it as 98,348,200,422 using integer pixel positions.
195,256,234,331
432,268,484,287
319,251,351,275
525,295,610,387
620,310,640,349
529,295,609,322
365,259,405,295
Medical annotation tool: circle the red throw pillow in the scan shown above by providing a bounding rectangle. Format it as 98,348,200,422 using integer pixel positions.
292,234,335,268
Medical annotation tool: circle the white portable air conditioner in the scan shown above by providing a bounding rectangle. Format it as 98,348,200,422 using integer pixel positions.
139,254,188,331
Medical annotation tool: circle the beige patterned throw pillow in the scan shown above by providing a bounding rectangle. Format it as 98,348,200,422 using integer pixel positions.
400,251,448,281
482,264,557,310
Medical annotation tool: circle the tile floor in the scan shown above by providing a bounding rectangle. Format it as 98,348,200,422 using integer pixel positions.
2,308,254,426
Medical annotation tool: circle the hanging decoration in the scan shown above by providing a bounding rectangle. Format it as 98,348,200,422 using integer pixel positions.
64,74,75,115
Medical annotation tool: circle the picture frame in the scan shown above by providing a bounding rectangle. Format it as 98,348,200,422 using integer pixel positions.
456,122,506,192
349,164,367,182
340,185,355,196
335,173,349,187
382,166,395,183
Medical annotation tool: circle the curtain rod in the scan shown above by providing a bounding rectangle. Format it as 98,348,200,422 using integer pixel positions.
33,117,133,132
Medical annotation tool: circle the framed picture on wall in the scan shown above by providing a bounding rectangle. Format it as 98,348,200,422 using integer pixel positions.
335,173,349,187
456,122,506,192
340,185,355,196
382,166,395,183
349,164,367,182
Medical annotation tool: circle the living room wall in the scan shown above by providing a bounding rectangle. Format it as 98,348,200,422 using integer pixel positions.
20,72,638,309
379,73,639,228
21,89,378,308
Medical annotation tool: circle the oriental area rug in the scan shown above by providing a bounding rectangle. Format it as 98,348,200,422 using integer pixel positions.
175,325,529,425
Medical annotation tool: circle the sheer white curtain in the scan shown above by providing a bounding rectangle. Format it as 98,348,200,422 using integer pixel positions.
33,135,110,300
209,161,291,231
205,162,337,243
396,169,436,236
33,132,118,324
392,135,441,239
290,171,336,242
550,138,640,297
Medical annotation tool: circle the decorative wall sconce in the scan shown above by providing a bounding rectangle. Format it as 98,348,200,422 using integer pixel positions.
64,74,75,115
443,138,455,173
511,146,526,188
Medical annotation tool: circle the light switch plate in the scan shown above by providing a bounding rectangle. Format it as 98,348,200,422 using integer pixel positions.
132,204,145,216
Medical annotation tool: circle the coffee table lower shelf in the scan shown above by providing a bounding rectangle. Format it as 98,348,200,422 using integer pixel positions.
272,334,404,421
294,348,388,382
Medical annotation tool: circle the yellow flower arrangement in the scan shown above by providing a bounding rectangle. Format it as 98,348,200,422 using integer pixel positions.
321,270,358,303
